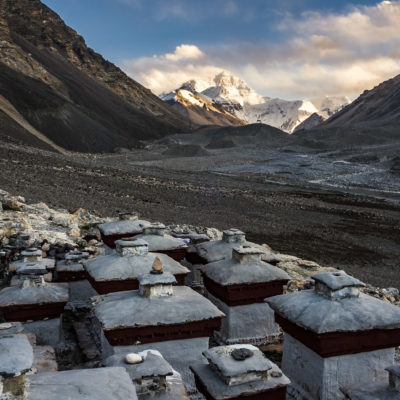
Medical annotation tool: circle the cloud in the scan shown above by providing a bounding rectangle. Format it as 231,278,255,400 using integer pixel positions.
165,45,204,61
122,1,400,98
123,45,222,94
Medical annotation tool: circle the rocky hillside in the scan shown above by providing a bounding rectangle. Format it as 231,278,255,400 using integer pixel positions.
322,73,400,128
293,113,325,132
0,0,191,153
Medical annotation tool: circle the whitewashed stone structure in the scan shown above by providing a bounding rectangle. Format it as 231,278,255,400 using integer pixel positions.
190,344,290,400
342,364,400,399
267,271,400,400
55,250,89,281
194,229,266,264
134,223,188,261
104,349,190,399
98,213,151,248
0,263,68,321
0,334,34,398
92,266,225,393
202,246,290,345
84,239,189,294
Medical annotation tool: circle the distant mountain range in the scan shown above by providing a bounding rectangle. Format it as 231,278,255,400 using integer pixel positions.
0,0,190,152
161,71,352,133
320,73,400,129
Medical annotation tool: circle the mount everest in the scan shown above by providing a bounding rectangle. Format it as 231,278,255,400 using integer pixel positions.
161,71,352,133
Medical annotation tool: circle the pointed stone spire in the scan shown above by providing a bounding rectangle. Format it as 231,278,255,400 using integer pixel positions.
151,257,163,275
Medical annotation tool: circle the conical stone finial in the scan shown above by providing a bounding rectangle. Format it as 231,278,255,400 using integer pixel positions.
151,257,163,275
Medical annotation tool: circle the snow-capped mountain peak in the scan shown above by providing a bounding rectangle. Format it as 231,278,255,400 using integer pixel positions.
160,70,352,132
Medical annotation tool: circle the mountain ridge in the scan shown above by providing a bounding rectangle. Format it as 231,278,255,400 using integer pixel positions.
0,0,191,152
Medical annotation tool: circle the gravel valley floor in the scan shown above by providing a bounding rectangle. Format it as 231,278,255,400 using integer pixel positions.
1,140,399,289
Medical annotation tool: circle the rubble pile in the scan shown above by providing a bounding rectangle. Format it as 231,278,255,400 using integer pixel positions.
1,189,399,400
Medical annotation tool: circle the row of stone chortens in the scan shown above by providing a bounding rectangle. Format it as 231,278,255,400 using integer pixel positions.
1,189,400,399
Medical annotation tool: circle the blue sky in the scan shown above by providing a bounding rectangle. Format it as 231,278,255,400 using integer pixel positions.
42,0,400,99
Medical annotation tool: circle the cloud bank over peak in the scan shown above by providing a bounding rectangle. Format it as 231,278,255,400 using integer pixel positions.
122,1,400,99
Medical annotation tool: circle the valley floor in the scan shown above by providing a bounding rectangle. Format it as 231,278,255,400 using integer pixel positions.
1,139,399,289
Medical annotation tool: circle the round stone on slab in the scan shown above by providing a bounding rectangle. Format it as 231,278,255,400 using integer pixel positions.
0,322,12,330
151,256,163,275
231,348,254,361
125,353,143,365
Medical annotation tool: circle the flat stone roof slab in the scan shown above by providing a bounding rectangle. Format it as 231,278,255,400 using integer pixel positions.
93,286,225,331
134,234,187,252
267,291,400,334
203,258,290,286
139,272,176,286
56,261,84,272
99,220,151,236
85,252,188,282
191,363,290,400
0,283,69,307
104,349,173,381
9,259,55,272
0,334,33,377
204,344,273,378
26,367,138,400
196,240,267,264
313,271,365,290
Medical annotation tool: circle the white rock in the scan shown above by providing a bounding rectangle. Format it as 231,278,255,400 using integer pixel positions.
125,353,143,365
0,322,12,330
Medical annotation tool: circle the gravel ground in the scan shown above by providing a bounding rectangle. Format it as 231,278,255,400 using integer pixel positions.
1,140,399,289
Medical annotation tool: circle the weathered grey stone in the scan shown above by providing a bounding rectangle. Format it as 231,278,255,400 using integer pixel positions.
139,272,176,287
115,239,149,257
0,282,68,307
134,228,188,252
25,367,138,400
32,345,58,373
208,292,281,345
64,250,89,263
202,246,290,286
84,251,188,282
0,322,23,337
266,290,400,334
342,365,400,399
283,333,393,400
342,382,398,400
93,286,225,331
56,260,84,272
16,263,48,275
9,258,55,273
0,334,33,377
21,248,42,262
313,271,365,291
138,272,176,298
105,349,173,383
191,360,290,400
204,344,273,386
23,318,61,347
98,219,151,236
114,337,209,396
195,229,267,263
